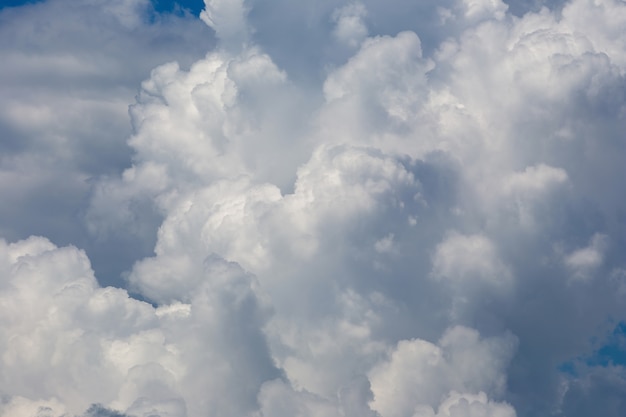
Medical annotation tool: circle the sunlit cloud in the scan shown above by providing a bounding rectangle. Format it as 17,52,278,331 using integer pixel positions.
1,0,626,416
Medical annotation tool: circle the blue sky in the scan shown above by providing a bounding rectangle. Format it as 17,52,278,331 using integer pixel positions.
0,0,42,7
1,1,626,417
0,0,205,14
152,0,204,15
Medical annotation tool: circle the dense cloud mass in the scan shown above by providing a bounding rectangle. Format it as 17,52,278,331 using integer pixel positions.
1,0,626,416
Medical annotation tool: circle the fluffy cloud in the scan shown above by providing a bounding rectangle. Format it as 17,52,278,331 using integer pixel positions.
200,0,250,49
432,232,513,287
427,391,516,417
332,3,369,49
2,0,626,416
369,326,517,417
563,233,609,281
0,0,214,283
0,235,277,417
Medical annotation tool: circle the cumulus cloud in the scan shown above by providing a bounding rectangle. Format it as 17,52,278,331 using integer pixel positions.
0,235,277,417
2,0,626,416
332,3,369,49
200,0,250,50
368,326,517,417
563,233,609,281
0,0,214,284
432,232,513,287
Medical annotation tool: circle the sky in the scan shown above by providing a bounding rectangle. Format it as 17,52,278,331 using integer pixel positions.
0,0,625,416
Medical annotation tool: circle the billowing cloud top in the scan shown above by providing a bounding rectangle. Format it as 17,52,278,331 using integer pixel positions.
1,0,626,416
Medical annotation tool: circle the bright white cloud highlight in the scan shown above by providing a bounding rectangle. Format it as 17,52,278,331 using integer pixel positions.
369,326,517,417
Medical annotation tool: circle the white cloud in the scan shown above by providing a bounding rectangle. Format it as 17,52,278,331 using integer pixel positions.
0,396,68,417
2,0,626,416
432,232,513,289
369,326,517,417
564,233,609,281
374,234,396,254
0,0,214,283
502,164,568,196
332,3,369,48
201,0,250,50
254,379,345,417
428,391,516,417
321,31,434,150
462,0,509,21
0,235,278,417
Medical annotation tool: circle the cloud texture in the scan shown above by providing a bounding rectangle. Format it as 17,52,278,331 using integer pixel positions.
1,0,626,416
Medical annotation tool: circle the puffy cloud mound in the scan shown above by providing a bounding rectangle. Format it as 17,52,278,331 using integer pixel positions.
0,235,278,417
0,0,215,283
369,326,517,417
2,0,626,416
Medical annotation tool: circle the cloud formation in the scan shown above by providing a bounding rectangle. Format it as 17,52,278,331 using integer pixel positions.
1,0,626,416
0,0,214,283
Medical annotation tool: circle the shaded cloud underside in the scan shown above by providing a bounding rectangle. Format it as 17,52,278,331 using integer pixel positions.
1,0,626,416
